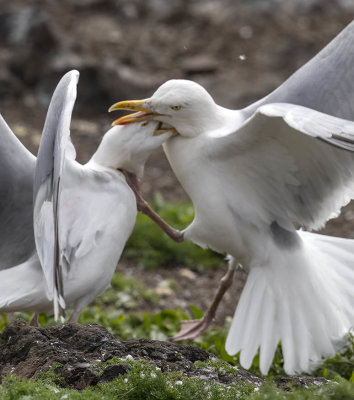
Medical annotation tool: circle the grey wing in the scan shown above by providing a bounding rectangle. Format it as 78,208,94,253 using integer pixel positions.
215,103,354,232
260,103,354,152
0,115,36,269
33,70,79,320
245,21,354,121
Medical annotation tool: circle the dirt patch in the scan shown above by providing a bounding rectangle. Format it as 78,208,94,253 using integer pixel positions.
0,319,251,389
0,319,329,390
118,262,247,327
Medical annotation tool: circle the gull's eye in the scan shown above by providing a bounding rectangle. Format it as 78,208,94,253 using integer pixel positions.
170,105,182,111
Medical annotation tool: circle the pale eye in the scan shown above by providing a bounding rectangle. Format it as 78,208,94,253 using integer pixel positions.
170,105,182,111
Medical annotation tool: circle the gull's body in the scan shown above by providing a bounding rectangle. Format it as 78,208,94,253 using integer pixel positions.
0,162,136,319
0,71,172,321
110,21,354,374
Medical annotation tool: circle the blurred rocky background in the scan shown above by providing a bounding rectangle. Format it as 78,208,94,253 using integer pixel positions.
1,0,354,203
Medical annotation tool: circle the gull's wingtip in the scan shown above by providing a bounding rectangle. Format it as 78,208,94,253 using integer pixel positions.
63,69,80,84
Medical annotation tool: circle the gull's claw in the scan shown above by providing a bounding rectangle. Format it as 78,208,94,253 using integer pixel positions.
123,170,184,243
172,263,237,342
172,317,211,341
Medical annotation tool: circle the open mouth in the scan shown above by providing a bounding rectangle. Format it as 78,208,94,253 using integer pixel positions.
112,111,177,136
108,100,178,136
153,121,177,136
112,111,153,126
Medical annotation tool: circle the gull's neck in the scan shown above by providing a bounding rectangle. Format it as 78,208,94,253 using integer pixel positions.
216,105,246,130
177,104,244,138
195,104,246,138
87,129,128,172
88,129,144,177
90,131,121,169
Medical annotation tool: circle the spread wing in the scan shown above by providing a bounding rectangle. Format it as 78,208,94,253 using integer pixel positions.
245,21,354,121
0,115,36,269
211,103,354,232
33,70,79,320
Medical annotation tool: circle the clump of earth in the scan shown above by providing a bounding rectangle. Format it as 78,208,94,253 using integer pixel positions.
0,319,328,390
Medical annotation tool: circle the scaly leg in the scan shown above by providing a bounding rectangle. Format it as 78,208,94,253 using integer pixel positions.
123,170,184,242
68,308,81,323
29,312,39,327
172,260,237,341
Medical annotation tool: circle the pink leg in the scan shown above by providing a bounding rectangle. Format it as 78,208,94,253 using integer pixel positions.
123,171,184,242
173,262,236,341
29,312,39,327
68,309,80,323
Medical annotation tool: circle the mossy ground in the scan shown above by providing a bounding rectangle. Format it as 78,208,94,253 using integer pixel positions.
0,364,353,400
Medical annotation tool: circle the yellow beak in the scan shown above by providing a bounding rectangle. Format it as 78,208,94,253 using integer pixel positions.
108,99,178,136
108,100,152,126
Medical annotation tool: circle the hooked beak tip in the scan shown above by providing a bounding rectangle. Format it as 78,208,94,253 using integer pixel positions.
108,99,149,113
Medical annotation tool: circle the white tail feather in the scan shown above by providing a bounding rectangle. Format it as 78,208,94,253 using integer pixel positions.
225,231,354,375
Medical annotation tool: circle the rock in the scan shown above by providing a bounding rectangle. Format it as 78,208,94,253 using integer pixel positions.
0,319,330,391
0,6,60,96
180,55,219,75
3,8,60,86
0,319,212,388
99,364,131,382
179,268,197,280
34,56,157,113
34,61,109,111
0,67,23,98
275,376,329,390
56,363,99,390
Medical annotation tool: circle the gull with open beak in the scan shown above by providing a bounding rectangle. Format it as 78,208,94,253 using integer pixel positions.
109,21,354,375
0,70,173,324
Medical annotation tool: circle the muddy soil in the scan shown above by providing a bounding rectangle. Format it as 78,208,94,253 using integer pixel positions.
0,319,329,390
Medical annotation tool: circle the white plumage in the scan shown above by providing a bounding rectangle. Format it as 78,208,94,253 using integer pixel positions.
109,22,354,374
0,70,172,322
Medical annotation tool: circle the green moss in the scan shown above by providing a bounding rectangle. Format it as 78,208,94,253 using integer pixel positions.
94,272,159,310
249,380,354,400
194,357,241,376
78,307,189,341
0,360,255,400
314,333,354,380
1,362,353,400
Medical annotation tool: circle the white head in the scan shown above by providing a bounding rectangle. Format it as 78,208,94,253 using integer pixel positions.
92,121,173,178
109,79,221,137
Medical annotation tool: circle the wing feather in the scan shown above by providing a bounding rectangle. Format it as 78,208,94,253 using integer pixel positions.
213,103,354,230
0,115,36,269
33,70,79,319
